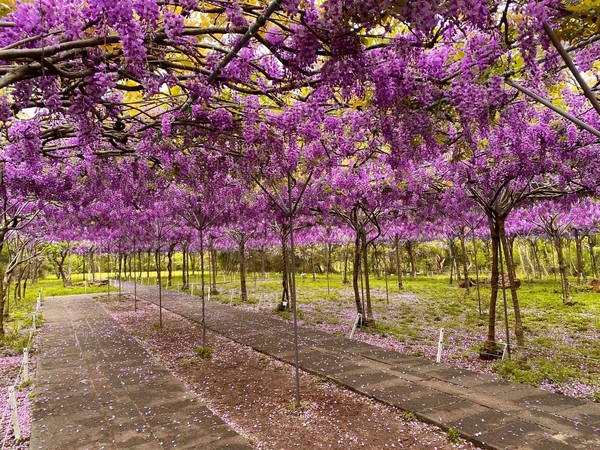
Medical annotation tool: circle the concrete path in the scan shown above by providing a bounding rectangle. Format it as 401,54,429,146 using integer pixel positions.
31,294,252,450
125,283,600,450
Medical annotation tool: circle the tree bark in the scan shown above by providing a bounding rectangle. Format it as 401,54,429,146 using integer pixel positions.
352,233,365,321
573,230,585,284
554,234,572,303
155,249,163,327
117,253,123,294
182,244,188,289
326,243,332,294
530,239,545,278
361,233,373,322
588,235,598,279
239,238,248,302
498,218,525,347
67,247,73,285
485,216,500,352
90,250,96,282
460,230,470,294
190,252,197,276
146,249,151,283
405,241,416,278
166,244,175,287
210,237,219,295
0,273,7,331
52,244,70,287
522,242,536,279
394,235,403,289
21,263,29,301
448,238,455,285
200,231,206,345
278,231,290,311
137,250,142,281
14,267,22,306
342,243,349,284
3,274,11,317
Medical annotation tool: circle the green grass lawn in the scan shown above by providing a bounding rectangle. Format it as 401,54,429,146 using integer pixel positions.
157,269,599,398
0,275,116,355
14,269,599,399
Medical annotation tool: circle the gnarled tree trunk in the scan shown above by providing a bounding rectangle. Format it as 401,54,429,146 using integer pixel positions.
394,235,403,289
498,218,524,347
352,233,365,322
361,234,373,322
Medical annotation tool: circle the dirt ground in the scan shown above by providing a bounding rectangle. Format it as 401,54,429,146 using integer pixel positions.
102,295,477,450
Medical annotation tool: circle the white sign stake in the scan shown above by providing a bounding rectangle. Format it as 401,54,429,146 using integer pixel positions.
8,386,21,441
36,294,41,313
349,313,362,339
436,328,445,363
208,290,211,302
502,343,509,361
22,348,29,382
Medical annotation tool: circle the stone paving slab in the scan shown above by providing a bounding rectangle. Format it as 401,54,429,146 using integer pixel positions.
31,294,252,450
126,284,600,449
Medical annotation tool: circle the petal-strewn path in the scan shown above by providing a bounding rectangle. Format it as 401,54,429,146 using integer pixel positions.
124,282,600,450
30,294,252,450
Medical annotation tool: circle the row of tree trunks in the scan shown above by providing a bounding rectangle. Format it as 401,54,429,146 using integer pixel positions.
100,236,600,290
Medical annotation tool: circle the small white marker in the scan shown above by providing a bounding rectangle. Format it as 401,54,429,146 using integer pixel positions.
436,328,445,363
8,386,21,441
349,313,362,339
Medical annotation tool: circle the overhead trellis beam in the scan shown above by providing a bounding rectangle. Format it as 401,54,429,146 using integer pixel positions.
543,22,600,118
505,79,600,140
206,0,284,83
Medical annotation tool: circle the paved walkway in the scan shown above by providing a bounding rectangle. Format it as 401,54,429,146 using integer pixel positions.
31,294,252,449
124,283,600,450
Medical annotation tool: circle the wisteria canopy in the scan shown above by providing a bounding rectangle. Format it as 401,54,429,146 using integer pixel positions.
0,0,599,350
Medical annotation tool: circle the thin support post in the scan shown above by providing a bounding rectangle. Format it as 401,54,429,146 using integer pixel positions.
498,239,511,359
288,174,301,408
506,79,600,139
